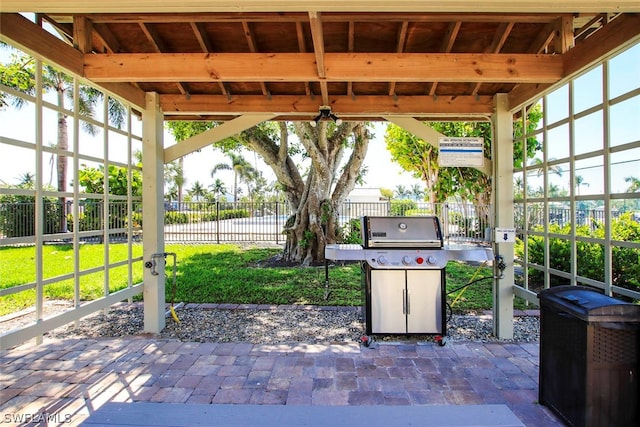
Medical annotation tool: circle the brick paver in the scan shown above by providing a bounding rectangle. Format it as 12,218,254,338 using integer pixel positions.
0,334,563,427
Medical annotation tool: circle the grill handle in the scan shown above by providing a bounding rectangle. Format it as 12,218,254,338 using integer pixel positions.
406,290,411,315
402,289,407,314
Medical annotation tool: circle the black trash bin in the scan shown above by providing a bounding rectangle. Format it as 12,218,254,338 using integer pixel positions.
538,286,640,427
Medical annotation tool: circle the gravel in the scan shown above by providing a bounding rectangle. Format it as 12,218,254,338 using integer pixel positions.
30,304,540,344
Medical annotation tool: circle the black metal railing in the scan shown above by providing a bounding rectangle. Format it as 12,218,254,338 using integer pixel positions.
1,200,492,244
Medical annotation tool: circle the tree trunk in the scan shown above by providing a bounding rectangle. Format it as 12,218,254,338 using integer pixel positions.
56,89,68,233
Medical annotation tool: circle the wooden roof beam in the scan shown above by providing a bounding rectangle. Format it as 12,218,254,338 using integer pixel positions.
159,94,494,116
83,52,563,83
5,2,635,15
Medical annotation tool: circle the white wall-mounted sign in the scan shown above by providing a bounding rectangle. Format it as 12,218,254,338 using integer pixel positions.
438,137,484,167
494,228,516,243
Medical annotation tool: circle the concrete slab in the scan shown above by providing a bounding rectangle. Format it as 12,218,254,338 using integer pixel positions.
81,402,525,427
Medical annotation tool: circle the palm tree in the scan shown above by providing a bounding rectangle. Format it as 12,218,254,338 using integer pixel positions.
211,152,258,202
575,175,589,196
624,176,640,193
2,49,126,232
208,179,227,202
410,184,424,201
188,181,206,202
17,172,35,189
529,157,564,177
548,183,565,198
394,185,409,199
164,160,186,204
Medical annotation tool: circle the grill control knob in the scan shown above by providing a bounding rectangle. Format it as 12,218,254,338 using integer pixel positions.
427,256,437,265
401,255,412,265
377,255,388,265
416,256,424,264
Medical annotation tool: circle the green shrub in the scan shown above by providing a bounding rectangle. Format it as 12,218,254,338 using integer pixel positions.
337,218,362,244
517,213,640,292
165,211,189,224
390,199,417,216
405,208,433,216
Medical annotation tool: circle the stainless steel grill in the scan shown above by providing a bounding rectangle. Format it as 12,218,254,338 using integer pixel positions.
325,216,493,345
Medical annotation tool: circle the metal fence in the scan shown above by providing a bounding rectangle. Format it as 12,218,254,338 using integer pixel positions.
0,199,142,243
163,200,491,244
1,200,492,244
514,204,626,231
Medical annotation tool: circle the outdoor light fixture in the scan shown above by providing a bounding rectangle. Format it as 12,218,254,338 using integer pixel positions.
310,106,342,127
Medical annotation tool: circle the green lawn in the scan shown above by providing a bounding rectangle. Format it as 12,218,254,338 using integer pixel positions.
0,243,526,316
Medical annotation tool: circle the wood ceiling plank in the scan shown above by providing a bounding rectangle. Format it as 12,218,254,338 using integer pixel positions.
189,21,229,96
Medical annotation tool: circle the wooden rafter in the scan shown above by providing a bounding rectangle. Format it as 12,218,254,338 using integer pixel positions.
295,21,312,97
471,21,514,96
139,22,188,95
347,20,355,98
242,20,269,96
92,23,120,53
308,11,329,105
190,21,230,97
429,21,461,96
388,21,409,97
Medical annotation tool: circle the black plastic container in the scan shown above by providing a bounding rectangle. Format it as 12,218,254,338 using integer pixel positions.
538,286,640,427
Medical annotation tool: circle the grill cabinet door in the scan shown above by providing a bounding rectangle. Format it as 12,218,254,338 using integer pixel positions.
406,270,442,334
370,270,406,334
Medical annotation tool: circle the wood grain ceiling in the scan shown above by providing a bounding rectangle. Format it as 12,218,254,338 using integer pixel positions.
1,5,639,122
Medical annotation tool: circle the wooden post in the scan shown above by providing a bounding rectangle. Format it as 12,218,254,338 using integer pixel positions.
142,92,166,333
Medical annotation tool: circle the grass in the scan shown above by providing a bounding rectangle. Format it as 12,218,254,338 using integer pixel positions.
0,243,528,316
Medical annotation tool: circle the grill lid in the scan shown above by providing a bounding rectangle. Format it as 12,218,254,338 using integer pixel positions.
361,216,443,248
